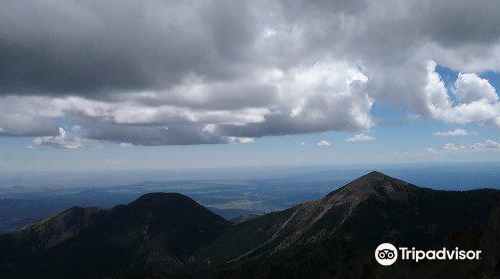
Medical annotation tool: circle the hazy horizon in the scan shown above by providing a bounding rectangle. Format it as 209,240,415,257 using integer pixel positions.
2,161,500,190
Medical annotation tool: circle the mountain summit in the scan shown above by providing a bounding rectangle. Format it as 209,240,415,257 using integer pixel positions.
0,192,230,279
325,170,416,202
1,172,500,279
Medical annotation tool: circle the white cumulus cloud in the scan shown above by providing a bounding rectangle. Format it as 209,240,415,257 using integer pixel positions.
228,137,255,144
316,140,332,146
346,133,375,142
29,128,100,149
453,73,498,103
424,62,500,126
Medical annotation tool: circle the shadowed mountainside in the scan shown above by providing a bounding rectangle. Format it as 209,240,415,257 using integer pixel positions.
2,171,500,279
0,193,230,279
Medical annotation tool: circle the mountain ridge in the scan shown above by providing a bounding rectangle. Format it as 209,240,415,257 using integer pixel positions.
2,171,500,279
198,171,420,266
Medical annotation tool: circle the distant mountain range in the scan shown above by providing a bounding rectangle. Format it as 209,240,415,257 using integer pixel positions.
1,171,500,279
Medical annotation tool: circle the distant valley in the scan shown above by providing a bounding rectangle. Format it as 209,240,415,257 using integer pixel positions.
3,164,500,234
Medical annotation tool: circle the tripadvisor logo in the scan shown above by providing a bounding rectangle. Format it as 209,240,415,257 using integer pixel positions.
375,243,482,266
375,243,398,266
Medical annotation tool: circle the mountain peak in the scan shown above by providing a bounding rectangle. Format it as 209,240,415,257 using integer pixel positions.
128,192,206,211
364,170,388,178
347,171,412,188
324,171,416,204
132,192,192,204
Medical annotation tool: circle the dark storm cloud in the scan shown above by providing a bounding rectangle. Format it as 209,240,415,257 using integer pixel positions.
416,0,500,47
1,0,500,97
0,0,258,96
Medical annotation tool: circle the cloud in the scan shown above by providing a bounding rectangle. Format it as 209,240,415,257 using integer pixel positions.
0,0,261,96
118,142,133,148
418,148,439,155
28,128,100,149
0,62,373,146
228,137,255,144
213,62,373,138
471,139,500,150
424,62,500,126
417,139,500,155
1,0,500,146
346,133,375,142
406,114,421,122
453,73,498,103
442,143,468,153
316,140,332,146
432,129,469,137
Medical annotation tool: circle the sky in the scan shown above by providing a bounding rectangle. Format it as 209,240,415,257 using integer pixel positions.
1,0,500,172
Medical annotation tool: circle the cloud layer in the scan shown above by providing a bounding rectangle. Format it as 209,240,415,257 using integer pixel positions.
1,0,499,146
